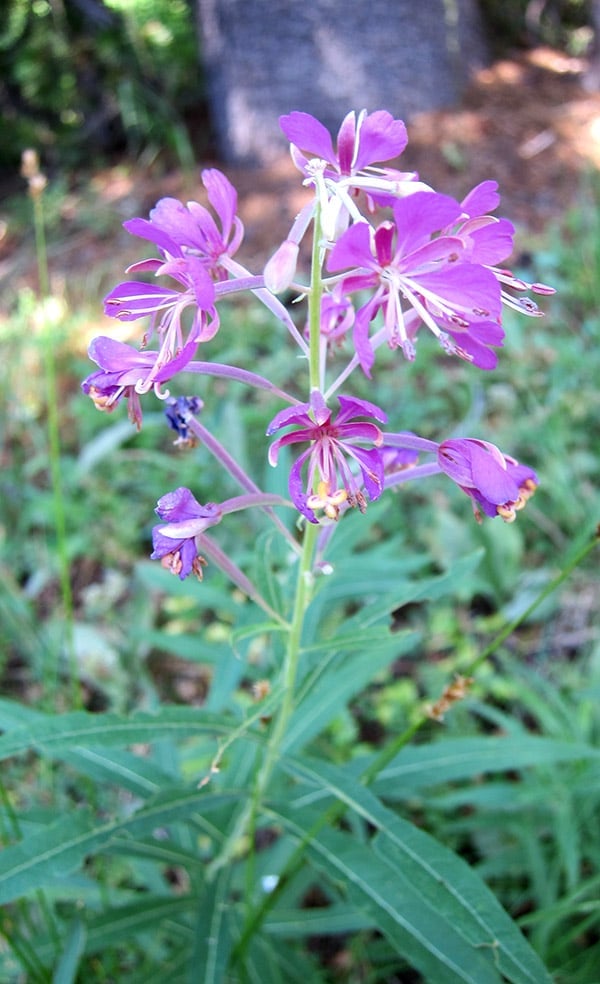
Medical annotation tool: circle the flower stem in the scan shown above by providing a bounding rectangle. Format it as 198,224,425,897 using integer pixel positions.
207,520,318,879
32,184,79,710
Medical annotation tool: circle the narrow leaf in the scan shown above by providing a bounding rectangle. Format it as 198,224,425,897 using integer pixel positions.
279,755,553,984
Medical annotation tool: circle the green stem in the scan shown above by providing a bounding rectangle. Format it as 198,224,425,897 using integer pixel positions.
32,191,79,710
207,521,319,881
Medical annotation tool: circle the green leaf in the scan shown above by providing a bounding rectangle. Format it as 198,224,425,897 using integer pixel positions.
0,703,248,761
283,629,419,752
0,788,239,905
135,630,233,663
277,755,553,984
192,866,236,984
264,904,373,937
272,816,501,984
52,918,86,984
370,735,600,798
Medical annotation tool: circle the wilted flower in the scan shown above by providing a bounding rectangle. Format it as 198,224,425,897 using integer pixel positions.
383,432,538,522
81,335,201,427
437,438,538,522
151,487,223,580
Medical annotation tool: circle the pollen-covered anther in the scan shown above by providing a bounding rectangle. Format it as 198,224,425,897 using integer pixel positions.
306,482,348,520
191,555,208,580
87,386,118,413
514,478,537,511
161,551,183,577
496,503,517,523
161,550,207,581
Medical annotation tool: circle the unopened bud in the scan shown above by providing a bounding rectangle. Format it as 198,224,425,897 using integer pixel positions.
264,240,299,293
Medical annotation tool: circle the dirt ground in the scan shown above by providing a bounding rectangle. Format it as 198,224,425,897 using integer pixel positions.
2,45,600,297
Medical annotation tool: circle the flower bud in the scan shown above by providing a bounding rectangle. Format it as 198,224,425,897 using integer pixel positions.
264,240,299,293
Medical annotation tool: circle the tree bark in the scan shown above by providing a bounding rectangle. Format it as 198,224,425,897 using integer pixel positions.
198,0,489,164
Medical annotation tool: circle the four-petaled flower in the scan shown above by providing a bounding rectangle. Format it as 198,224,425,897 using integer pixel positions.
267,391,387,523
327,190,504,375
280,110,424,239
280,109,408,186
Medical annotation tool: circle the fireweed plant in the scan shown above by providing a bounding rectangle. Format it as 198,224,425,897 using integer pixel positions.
73,108,585,979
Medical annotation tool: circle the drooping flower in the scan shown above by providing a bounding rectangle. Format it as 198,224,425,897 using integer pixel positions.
383,432,538,522
151,487,292,582
327,191,503,374
437,438,538,522
151,487,223,580
267,391,387,523
81,335,200,427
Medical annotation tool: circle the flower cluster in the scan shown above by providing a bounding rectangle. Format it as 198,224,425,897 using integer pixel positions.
83,108,553,582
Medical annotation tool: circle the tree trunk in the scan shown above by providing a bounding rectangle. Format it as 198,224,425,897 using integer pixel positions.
198,0,489,164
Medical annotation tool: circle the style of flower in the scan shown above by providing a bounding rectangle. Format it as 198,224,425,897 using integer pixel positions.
81,335,200,427
383,432,538,523
267,391,387,523
151,487,223,580
327,190,503,375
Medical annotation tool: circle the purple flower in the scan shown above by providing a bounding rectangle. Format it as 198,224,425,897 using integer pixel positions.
102,170,246,367
123,169,244,282
267,391,387,523
151,487,223,580
280,109,408,183
327,191,503,374
438,439,538,522
450,181,555,317
81,335,200,426
383,432,538,522
280,110,424,241
304,285,354,348
104,251,219,352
